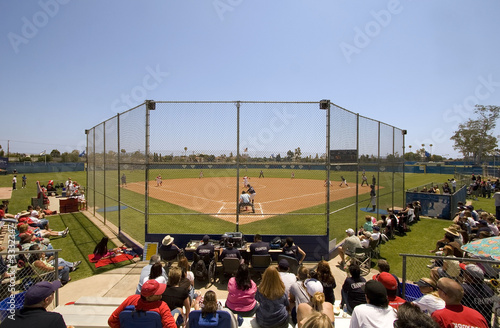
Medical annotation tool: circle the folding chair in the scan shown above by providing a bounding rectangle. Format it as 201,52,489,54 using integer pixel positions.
277,254,300,275
403,283,423,302
119,305,162,328
250,254,272,278
188,310,233,328
221,258,240,280
351,248,371,276
158,245,182,268
369,239,381,259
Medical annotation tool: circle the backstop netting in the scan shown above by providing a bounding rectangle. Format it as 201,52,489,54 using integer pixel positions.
86,101,405,251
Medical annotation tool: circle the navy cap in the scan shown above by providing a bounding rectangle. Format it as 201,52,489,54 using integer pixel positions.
24,281,62,306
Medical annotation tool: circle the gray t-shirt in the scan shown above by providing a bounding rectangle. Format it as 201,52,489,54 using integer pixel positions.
289,281,309,308
344,235,362,255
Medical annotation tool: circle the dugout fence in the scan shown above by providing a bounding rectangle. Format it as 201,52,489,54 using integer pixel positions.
86,100,405,260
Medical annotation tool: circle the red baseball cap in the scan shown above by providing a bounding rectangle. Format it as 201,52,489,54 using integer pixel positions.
141,280,166,297
373,272,398,290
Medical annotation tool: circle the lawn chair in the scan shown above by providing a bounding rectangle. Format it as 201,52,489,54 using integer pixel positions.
188,310,233,328
250,254,272,279
119,305,162,328
351,248,371,276
277,255,300,275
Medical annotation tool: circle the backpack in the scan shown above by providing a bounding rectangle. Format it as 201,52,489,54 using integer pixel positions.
193,259,207,280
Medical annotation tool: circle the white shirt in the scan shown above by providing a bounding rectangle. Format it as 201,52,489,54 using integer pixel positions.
413,293,445,315
349,303,397,328
142,275,167,285
278,271,297,295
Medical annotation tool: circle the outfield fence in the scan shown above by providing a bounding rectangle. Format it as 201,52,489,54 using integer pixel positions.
86,100,405,259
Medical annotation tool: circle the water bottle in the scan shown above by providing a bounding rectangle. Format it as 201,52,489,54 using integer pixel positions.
342,304,347,318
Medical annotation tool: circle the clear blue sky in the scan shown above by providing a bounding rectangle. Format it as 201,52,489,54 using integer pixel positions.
1,0,500,158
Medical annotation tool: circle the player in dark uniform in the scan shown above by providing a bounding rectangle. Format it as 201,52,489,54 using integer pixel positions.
247,185,256,204
282,237,306,264
220,239,242,263
196,235,215,259
249,234,270,256
361,172,368,186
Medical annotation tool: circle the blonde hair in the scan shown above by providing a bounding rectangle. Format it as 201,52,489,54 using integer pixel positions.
202,290,218,316
18,224,29,233
310,292,325,312
168,266,182,286
301,312,333,328
258,267,285,300
442,245,453,256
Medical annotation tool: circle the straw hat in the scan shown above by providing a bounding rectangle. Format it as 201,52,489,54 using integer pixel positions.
162,235,174,246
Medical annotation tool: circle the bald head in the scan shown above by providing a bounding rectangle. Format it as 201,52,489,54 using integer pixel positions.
149,254,161,264
437,277,464,304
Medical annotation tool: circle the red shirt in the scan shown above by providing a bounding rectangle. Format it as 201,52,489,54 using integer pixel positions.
388,295,406,310
108,294,176,328
431,304,488,328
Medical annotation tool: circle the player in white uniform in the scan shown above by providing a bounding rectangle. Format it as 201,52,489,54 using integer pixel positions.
243,176,249,187
156,175,162,186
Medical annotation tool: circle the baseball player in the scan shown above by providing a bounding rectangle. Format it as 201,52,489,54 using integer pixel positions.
247,184,256,204
156,174,162,187
324,179,331,187
243,175,249,187
339,176,348,187
361,172,368,186
199,170,204,179
291,171,295,179
259,170,264,178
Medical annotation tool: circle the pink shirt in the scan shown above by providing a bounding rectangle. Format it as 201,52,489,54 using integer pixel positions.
225,277,257,312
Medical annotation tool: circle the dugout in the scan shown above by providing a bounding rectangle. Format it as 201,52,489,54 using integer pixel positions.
405,185,467,220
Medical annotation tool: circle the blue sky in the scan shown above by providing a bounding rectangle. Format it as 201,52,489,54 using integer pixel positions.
1,0,500,158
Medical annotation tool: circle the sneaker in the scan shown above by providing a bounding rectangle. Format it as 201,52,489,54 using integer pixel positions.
64,227,69,234
426,264,435,269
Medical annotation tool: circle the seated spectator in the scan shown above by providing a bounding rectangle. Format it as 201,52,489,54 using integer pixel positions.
412,277,445,315
193,290,239,328
282,237,306,264
377,260,401,296
460,264,495,324
300,312,333,328
249,234,270,256
373,272,405,310
340,263,366,315
196,235,215,260
0,281,67,328
277,259,297,295
396,302,440,328
136,255,167,294
255,267,289,328
360,231,371,248
430,246,460,283
371,225,382,241
337,228,362,267
485,214,499,236
143,262,167,285
161,266,190,324
429,226,463,253
432,277,488,328
473,220,492,239
28,244,81,284
226,263,257,317
289,267,311,325
92,237,127,262
349,280,397,327
315,260,336,304
158,234,182,260
296,279,334,328
178,256,195,302
108,279,176,328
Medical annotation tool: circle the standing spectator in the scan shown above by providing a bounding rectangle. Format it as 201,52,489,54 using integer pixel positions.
341,263,366,315
431,277,488,328
315,260,336,304
349,280,397,328
12,175,17,191
64,177,71,191
255,267,290,328
373,272,405,310
282,237,306,265
108,279,176,328
413,278,445,315
460,264,495,324
178,256,195,301
0,281,66,328
21,174,27,188
226,263,257,317
277,259,297,295
249,234,270,256
493,187,500,220
450,178,457,193
338,228,362,267
136,255,167,294
296,279,335,328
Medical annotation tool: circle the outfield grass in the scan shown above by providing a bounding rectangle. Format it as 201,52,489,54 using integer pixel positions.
2,169,488,278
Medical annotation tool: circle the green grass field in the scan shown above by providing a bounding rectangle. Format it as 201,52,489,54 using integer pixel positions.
2,169,492,278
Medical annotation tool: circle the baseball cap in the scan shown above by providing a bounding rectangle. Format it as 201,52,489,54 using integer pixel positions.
24,281,62,306
141,279,166,297
460,263,485,281
202,235,210,242
363,280,387,303
478,220,488,226
304,278,323,296
373,272,398,290
373,226,381,231
415,278,436,289
345,228,355,236
278,259,289,270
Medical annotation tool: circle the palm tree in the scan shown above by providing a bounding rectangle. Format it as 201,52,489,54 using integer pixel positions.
184,147,188,161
